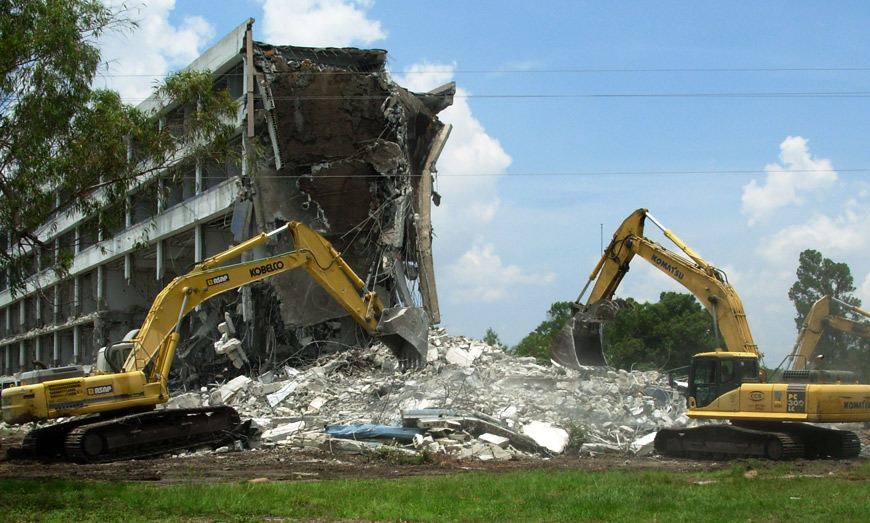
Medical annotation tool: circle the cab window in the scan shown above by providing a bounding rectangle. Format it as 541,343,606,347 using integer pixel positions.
720,361,734,383
692,359,718,407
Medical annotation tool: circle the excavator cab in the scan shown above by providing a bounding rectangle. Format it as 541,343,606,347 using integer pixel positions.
688,352,759,408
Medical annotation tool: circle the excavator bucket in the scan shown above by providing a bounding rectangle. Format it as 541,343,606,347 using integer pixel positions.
375,307,430,369
549,299,634,369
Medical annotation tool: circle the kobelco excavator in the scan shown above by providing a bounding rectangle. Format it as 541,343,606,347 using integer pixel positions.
552,208,870,459
2,221,428,462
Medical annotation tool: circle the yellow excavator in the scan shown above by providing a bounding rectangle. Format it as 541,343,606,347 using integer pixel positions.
2,221,428,462
552,208,870,459
786,295,870,381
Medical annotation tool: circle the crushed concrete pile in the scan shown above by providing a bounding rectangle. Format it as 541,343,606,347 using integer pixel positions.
164,329,694,461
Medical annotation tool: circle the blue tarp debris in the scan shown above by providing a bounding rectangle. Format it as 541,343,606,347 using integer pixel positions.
324,423,424,443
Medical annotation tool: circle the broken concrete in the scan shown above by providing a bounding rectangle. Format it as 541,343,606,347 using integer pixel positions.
154,329,696,462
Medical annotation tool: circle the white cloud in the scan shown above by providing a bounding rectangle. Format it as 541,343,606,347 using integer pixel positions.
97,0,215,103
398,61,455,93
741,136,837,225
757,211,868,266
443,240,555,303
258,0,385,47
857,273,870,308
394,62,511,263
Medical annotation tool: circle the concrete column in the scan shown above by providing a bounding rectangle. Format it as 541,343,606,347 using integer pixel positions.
195,223,203,262
19,341,25,371
196,161,203,195
74,276,81,315
73,324,80,364
53,332,60,367
97,265,104,309
156,240,165,280
157,178,165,213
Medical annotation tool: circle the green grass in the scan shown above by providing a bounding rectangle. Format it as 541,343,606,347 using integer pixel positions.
1,462,869,522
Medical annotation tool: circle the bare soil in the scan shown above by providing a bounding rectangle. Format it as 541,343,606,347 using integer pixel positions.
1,430,867,485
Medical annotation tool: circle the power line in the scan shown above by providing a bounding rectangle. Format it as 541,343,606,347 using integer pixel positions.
220,168,870,179
95,66,870,77
114,91,870,103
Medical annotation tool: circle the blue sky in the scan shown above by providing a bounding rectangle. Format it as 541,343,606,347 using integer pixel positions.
97,1,870,368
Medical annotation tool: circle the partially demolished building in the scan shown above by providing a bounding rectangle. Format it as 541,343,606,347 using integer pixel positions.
0,19,452,383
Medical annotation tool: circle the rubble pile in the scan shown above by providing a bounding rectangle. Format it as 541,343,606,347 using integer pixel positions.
166,329,693,461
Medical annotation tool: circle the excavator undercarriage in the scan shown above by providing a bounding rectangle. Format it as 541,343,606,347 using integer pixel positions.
655,422,861,460
15,406,245,463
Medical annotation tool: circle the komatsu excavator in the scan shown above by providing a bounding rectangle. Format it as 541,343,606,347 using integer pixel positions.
2,222,428,462
786,295,870,382
551,208,870,459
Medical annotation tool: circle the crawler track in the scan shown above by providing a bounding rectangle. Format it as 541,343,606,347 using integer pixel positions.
655,422,861,460
16,407,242,463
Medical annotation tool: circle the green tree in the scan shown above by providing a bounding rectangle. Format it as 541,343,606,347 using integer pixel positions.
787,249,869,380
483,327,506,350
788,249,859,329
1,0,238,295
602,292,716,372
512,301,573,362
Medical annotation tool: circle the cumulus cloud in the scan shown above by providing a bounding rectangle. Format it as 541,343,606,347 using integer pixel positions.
395,62,511,252
258,0,385,46
756,211,868,266
741,136,837,225
857,273,870,308
443,240,555,303
97,0,215,103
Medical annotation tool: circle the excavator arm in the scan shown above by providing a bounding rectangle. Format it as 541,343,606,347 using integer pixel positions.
551,208,757,369
788,295,870,371
123,221,428,381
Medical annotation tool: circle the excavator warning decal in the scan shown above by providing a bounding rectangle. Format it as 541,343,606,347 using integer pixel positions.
787,385,807,413
206,274,230,287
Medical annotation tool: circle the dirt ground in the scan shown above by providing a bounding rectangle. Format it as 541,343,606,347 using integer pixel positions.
1,429,867,485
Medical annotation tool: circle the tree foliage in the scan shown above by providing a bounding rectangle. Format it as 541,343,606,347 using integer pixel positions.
787,249,869,380
0,0,239,295
602,292,716,372
511,301,573,361
787,249,859,329
483,327,506,351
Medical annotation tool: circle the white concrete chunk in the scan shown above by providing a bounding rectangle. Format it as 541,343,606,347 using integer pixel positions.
478,433,510,448
521,421,570,453
266,380,299,407
261,420,306,442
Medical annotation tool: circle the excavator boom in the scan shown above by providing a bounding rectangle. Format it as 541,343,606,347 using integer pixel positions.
788,295,870,372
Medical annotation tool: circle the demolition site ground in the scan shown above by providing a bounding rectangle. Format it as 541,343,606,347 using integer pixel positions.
0,431,867,485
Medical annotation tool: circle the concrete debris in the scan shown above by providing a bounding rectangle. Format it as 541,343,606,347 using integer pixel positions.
521,421,570,454
155,328,696,462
